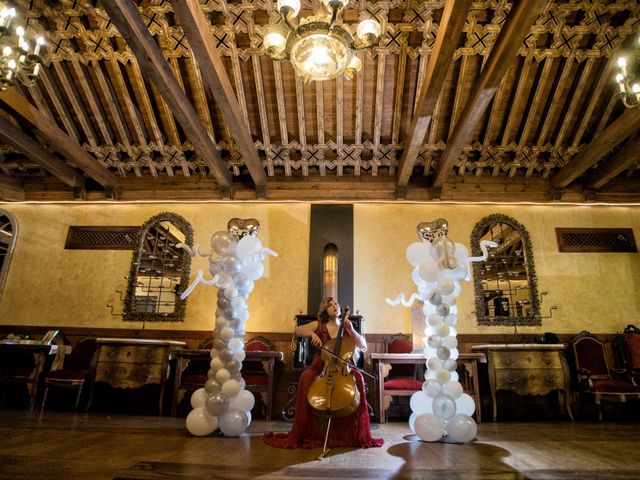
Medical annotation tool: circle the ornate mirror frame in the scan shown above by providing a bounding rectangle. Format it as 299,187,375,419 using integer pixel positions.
471,214,541,327
123,212,194,323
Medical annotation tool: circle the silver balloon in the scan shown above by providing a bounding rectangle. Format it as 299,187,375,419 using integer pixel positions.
417,218,449,243
226,359,242,373
219,409,249,437
204,378,222,394
227,218,260,240
205,391,229,417
219,348,234,362
432,393,457,420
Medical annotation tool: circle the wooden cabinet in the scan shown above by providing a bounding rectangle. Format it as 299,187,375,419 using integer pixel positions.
88,338,185,415
471,344,573,421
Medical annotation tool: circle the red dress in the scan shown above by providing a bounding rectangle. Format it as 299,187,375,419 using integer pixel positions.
263,322,383,449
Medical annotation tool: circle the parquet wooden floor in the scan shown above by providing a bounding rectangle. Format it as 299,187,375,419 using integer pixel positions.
1,410,639,479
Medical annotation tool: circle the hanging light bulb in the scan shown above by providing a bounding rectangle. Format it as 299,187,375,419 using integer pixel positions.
614,37,640,108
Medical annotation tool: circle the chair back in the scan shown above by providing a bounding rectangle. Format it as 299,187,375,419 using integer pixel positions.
572,332,610,378
69,338,97,370
387,337,415,377
623,325,640,370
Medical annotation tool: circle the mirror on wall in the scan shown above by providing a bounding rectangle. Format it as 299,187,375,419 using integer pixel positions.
470,214,541,326
123,212,193,322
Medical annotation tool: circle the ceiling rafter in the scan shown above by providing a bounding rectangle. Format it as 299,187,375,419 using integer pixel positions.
101,0,233,194
395,0,473,193
551,106,640,190
0,90,119,191
585,137,640,191
432,0,548,189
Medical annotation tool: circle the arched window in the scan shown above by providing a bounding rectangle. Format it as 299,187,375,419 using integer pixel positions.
322,243,339,300
0,210,18,302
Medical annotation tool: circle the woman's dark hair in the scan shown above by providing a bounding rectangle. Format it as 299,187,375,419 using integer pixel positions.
317,297,335,324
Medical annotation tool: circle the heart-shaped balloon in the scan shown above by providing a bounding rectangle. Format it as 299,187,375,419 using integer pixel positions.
227,218,260,240
417,218,449,242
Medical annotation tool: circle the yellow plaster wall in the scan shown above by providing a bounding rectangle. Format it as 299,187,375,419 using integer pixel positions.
1,202,639,335
355,203,640,335
0,203,310,333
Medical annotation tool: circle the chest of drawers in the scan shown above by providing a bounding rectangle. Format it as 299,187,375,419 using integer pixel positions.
472,344,573,421
88,338,185,415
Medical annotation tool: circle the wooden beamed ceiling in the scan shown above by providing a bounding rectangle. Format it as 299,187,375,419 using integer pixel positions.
0,0,638,203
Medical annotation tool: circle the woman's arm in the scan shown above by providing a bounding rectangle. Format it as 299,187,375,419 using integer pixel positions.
343,319,367,351
294,320,322,347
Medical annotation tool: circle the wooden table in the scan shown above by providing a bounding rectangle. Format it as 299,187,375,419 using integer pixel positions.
0,341,59,410
170,349,284,419
87,338,186,415
471,343,573,422
370,352,485,423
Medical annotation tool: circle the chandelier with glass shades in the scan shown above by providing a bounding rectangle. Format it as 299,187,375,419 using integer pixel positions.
0,4,45,91
263,0,381,83
615,35,640,108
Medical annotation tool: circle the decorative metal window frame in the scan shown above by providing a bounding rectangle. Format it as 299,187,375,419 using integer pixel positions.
123,212,194,323
0,209,18,304
471,214,541,327
556,228,637,253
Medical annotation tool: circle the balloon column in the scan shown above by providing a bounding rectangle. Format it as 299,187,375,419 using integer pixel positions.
178,218,277,437
386,218,496,443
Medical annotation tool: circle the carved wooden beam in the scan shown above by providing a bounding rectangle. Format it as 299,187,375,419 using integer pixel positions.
395,0,473,193
170,0,267,192
432,0,547,189
0,115,83,190
0,90,119,190
584,136,640,191
0,173,24,201
101,0,233,193
551,107,640,190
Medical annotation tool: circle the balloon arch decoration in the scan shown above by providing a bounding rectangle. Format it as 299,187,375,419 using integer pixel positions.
178,218,277,437
386,219,495,443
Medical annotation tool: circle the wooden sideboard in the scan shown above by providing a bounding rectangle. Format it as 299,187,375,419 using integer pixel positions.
471,343,573,422
87,338,186,415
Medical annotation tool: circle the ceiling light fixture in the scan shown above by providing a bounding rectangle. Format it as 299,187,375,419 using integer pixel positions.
615,36,640,108
0,4,45,91
263,0,381,83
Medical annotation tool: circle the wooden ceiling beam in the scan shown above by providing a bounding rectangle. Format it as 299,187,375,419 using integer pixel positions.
0,173,24,201
101,0,232,194
395,0,473,193
584,137,640,191
551,106,640,190
432,0,547,189
0,90,119,191
0,115,83,191
170,0,267,194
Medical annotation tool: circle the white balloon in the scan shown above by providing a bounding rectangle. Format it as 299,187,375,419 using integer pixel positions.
221,379,241,397
443,380,463,399
409,390,432,414
228,338,244,352
443,358,457,372
408,411,418,433
427,335,442,349
210,357,224,371
456,393,476,416
436,324,450,338
224,286,238,299
219,409,249,437
426,313,442,327
436,369,451,384
422,379,443,398
418,261,440,283
411,267,426,286
445,414,477,443
236,235,262,258
441,335,458,349
233,350,246,362
243,261,264,281
230,296,246,310
229,389,256,413
437,279,455,295
414,413,444,442
211,231,237,256
186,407,218,436
220,327,234,341
190,387,207,409
432,393,457,420
426,357,442,371
450,348,460,360
443,314,457,326
215,368,231,383
406,242,431,267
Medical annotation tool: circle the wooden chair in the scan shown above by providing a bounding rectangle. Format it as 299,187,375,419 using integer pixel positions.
621,325,640,385
380,336,423,422
41,338,97,410
243,335,283,421
570,331,640,420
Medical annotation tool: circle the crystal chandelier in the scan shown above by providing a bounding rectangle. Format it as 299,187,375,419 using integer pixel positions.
615,36,640,108
263,0,381,83
0,4,45,91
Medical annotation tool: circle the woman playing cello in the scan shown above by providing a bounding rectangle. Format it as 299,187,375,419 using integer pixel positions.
263,297,383,449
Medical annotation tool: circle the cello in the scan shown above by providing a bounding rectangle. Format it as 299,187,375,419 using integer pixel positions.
306,307,361,458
